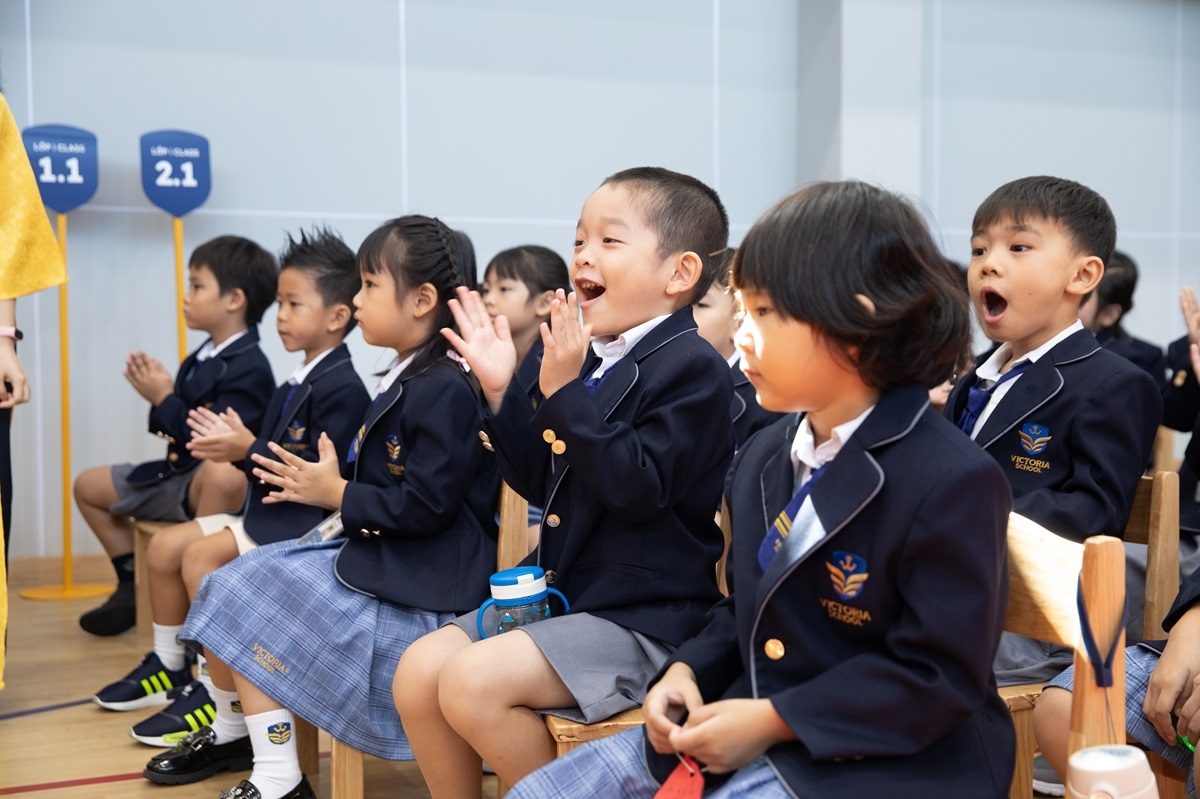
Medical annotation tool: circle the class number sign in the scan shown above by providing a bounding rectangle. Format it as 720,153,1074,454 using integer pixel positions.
140,130,211,217
22,124,99,214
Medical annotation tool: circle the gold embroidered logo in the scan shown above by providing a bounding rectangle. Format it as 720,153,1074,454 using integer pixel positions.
1010,454,1050,474
820,597,873,626
251,642,291,675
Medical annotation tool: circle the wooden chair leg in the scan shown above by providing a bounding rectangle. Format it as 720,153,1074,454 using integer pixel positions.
132,521,162,637
1008,701,1035,799
331,738,364,799
296,719,319,777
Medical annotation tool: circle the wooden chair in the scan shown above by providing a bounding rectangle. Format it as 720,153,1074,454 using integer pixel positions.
1004,470,1182,799
543,503,732,756
1154,425,1179,474
328,481,533,799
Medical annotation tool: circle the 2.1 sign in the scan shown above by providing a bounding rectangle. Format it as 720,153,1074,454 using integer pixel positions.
140,130,211,217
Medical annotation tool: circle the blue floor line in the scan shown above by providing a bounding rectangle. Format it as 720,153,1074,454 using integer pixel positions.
0,697,91,721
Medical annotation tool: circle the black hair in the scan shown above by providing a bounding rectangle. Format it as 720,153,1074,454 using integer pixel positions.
189,235,278,325
278,226,360,333
1096,249,1138,318
484,245,571,296
972,175,1116,265
449,229,478,289
601,167,729,303
730,181,970,390
697,247,735,302
357,215,470,375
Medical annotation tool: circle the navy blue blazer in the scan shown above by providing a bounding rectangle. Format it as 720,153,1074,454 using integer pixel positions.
334,359,499,613
240,344,370,546
484,307,734,647
1164,563,1200,631
128,328,275,485
945,328,1161,543
729,359,786,449
646,386,1014,797
1097,327,1166,384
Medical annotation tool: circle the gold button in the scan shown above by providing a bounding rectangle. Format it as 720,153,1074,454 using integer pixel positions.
360,528,371,538
542,429,556,443
1175,370,1188,387
168,452,179,462
551,440,566,455
482,442,494,452
478,430,490,443
764,638,785,660
545,514,560,528
545,570,556,584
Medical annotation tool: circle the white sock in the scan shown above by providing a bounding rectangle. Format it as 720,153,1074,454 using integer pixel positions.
152,624,186,672
195,654,215,694
208,685,249,744
245,708,303,799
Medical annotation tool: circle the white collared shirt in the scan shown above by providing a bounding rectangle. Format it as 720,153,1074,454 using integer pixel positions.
789,405,875,491
967,320,1083,440
727,351,741,369
587,314,671,381
196,329,248,362
286,347,336,387
377,353,415,397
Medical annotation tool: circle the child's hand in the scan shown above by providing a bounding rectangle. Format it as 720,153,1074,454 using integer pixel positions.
1181,288,1200,351
1143,605,1200,746
124,350,174,406
538,290,592,400
186,406,256,463
644,663,704,755
666,698,794,774
442,287,517,414
0,340,29,408
251,432,347,510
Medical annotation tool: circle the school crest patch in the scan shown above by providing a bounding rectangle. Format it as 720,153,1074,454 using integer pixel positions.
286,420,306,442
826,551,869,600
267,722,292,744
386,434,404,475
1019,423,1051,455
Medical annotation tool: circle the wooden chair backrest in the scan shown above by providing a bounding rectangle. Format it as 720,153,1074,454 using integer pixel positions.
1124,471,1180,640
497,481,530,571
1004,512,1085,646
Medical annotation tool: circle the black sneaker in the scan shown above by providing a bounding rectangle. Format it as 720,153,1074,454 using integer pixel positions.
94,651,190,711
130,680,215,746
143,726,253,785
79,581,136,636
218,777,316,799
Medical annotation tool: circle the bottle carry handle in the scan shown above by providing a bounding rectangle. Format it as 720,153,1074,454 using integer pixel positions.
476,588,570,639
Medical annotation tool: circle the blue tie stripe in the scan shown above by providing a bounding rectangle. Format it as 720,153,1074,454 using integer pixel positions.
955,361,1031,436
758,462,830,572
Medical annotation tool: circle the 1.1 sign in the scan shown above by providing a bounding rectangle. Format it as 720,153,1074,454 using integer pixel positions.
21,124,99,213
140,129,211,217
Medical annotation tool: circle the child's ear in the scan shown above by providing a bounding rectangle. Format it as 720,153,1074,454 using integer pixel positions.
327,303,352,332
409,282,439,319
1067,255,1104,298
223,288,247,314
532,290,555,317
664,251,702,298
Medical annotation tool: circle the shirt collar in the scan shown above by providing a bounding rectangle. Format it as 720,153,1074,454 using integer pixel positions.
976,319,1083,383
789,404,875,479
590,314,671,361
286,346,336,386
378,353,416,396
196,329,248,362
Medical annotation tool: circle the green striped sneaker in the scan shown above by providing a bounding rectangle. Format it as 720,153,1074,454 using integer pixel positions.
93,651,190,711
130,680,216,747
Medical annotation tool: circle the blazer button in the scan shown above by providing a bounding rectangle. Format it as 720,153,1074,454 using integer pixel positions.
764,638,786,660
360,528,371,538
545,569,556,584
1175,369,1188,387
478,430,490,443
168,452,179,462
482,442,494,452
542,429,556,443
545,514,560,528
551,440,566,455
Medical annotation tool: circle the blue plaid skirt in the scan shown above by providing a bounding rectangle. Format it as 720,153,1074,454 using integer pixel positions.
181,538,453,760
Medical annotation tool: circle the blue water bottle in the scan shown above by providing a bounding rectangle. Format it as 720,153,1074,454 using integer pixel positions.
476,566,569,638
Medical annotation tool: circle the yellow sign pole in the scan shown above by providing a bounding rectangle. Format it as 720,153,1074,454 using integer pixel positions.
174,217,186,363
21,214,111,601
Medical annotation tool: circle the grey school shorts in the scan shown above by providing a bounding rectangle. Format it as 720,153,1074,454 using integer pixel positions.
108,462,194,522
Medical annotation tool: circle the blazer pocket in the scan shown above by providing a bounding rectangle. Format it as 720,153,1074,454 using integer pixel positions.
576,562,657,581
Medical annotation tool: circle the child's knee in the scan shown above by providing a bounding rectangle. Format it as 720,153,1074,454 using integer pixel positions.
146,522,197,574
395,626,467,711
74,466,115,507
1033,686,1072,734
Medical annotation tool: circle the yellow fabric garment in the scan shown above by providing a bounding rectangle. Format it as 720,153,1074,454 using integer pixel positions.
0,92,67,301
0,91,69,689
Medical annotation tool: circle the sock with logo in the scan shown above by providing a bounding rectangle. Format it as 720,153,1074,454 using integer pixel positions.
208,685,249,744
151,624,186,672
244,708,302,799
195,653,216,694
112,553,135,582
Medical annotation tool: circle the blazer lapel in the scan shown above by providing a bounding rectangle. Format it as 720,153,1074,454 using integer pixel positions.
974,360,1063,449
